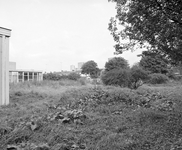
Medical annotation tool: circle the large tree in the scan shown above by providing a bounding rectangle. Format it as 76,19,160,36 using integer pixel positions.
139,50,169,74
81,60,100,78
108,0,182,63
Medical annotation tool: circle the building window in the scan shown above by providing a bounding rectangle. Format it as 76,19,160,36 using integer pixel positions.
29,72,33,81
24,72,28,81
18,72,23,82
34,73,38,81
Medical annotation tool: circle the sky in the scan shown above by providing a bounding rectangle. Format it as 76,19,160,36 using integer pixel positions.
0,0,142,72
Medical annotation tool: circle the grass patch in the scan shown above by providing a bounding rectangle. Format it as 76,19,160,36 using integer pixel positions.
1,81,182,149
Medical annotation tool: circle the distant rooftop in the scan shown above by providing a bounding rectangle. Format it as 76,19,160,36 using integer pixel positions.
9,69,43,73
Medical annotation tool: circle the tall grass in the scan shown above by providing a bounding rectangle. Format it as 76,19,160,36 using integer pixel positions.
1,80,182,149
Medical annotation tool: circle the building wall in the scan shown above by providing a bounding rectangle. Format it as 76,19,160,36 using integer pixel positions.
78,62,84,70
70,65,76,71
9,62,16,70
9,71,43,83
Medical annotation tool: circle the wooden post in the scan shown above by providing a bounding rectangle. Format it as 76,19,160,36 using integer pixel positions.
0,27,11,105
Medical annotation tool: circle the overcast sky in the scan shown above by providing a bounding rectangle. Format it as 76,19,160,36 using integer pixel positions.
0,0,142,72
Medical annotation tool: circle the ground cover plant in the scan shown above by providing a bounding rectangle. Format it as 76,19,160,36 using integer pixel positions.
1,80,182,149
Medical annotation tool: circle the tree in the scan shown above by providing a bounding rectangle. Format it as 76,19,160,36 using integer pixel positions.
101,68,131,87
105,57,129,72
129,64,149,89
139,50,169,74
108,0,182,64
81,60,99,78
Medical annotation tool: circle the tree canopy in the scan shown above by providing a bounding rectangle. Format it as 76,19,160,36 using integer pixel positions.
81,60,100,78
108,0,182,63
139,50,169,74
105,57,129,72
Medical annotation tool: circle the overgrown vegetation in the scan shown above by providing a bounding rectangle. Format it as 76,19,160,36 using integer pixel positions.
43,72,81,81
1,80,182,149
101,68,131,87
148,73,169,84
101,57,149,89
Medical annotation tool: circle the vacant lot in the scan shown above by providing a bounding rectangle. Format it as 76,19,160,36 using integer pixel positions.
1,80,182,150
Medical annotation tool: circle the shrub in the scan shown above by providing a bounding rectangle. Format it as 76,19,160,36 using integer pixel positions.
43,73,66,81
101,69,131,87
130,66,149,81
148,73,169,84
43,72,81,81
167,71,176,80
78,77,87,85
129,66,149,89
67,72,81,80
167,69,182,81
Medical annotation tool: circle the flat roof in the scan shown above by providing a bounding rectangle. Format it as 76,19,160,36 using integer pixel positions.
0,27,11,37
9,69,42,73
0,27,11,31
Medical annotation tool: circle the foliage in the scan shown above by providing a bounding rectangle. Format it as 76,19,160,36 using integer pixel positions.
102,60,148,89
2,81,182,149
67,72,81,80
78,77,87,85
101,69,131,87
108,0,182,63
139,50,169,74
81,60,100,78
105,57,129,72
129,65,149,89
148,73,169,84
43,72,81,81
130,64,149,81
43,72,67,81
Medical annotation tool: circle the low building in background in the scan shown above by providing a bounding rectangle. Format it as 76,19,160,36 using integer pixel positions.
70,65,76,71
78,62,84,70
9,62,43,83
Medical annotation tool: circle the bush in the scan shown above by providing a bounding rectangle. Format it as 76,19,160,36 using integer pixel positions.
167,70,182,81
148,73,169,84
43,73,64,81
130,66,149,81
43,72,81,81
101,69,131,87
129,66,149,89
78,77,87,85
67,72,81,80
101,66,149,89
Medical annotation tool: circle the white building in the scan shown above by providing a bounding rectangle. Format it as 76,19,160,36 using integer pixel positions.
0,27,11,105
78,62,84,70
9,62,43,83
70,65,76,71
